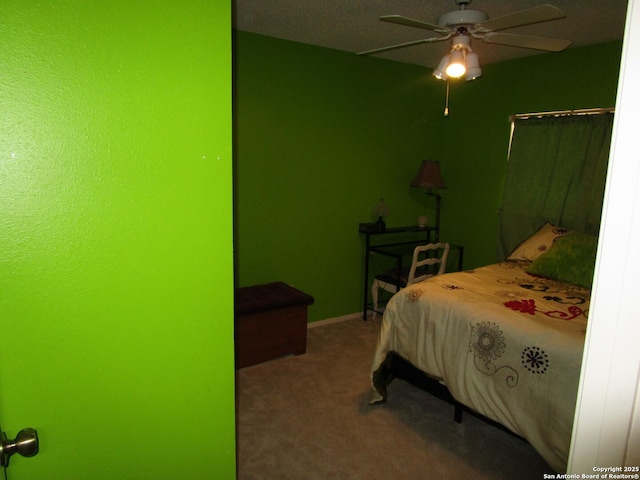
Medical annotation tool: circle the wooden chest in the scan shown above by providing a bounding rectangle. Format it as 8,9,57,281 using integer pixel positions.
234,282,314,368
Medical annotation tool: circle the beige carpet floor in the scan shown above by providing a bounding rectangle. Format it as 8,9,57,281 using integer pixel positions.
236,316,554,479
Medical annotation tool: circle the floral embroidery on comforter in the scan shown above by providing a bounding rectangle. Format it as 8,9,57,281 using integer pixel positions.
370,261,589,473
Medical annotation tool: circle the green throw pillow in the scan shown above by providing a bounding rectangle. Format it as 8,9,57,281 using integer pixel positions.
525,232,598,288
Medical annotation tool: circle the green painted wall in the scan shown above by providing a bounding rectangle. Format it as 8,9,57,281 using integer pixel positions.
233,32,445,321
234,31,622,322
0,2,235,478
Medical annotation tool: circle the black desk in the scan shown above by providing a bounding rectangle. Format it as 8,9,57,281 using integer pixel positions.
360,225,463,320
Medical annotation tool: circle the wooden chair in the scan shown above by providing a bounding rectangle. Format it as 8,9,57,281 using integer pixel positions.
371,242,450,318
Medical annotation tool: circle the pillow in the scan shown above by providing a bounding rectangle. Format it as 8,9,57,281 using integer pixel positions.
508,222,571,262
525,232,598,288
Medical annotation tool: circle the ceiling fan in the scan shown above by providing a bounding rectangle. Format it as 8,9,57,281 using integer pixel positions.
358,0,572,82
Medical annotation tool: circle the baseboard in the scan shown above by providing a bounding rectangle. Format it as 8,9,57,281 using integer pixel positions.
308,312,362,329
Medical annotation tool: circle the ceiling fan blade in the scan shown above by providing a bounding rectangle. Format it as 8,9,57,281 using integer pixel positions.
380,15,452,35
474,4,566,33
358,36,449,56
482,32,572,52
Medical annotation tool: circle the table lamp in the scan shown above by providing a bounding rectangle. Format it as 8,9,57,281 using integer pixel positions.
410,160,446,241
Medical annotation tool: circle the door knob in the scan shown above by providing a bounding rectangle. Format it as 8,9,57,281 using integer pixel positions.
0,428,39,468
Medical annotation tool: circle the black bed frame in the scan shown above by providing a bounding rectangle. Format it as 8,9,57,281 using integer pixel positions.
387,353,524,440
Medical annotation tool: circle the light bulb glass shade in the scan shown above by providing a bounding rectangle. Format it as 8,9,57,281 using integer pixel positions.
445,50,465,78
465,66,482,81
432,55,449,81
465,52,482,81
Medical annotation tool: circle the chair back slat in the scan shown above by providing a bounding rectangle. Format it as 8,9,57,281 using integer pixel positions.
406,242,450,285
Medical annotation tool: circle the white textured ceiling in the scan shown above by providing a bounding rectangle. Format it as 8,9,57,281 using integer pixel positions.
233,0,628,68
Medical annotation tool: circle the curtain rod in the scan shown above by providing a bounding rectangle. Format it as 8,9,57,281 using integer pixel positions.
509,107,615,123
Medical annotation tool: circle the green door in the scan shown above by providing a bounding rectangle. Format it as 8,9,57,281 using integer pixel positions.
0,2,236,478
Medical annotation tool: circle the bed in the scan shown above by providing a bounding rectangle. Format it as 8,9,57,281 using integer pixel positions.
369,224,598,473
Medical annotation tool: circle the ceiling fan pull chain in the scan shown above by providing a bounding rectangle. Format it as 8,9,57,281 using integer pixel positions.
444,80,450,117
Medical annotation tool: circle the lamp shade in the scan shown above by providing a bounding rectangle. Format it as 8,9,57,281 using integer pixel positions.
373,198,389,218
445,50,465,78
432,55,450,81
410,160,446,189
465,52,482,81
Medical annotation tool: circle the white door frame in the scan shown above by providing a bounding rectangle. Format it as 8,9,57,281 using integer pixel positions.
568,0,640,471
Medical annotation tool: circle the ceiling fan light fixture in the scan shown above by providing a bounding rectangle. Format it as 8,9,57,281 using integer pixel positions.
445,49,465,78
464,52,482,81
364,1,571,93
433,55,450,80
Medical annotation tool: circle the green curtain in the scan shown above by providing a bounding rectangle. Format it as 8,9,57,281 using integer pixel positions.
498,113,614,260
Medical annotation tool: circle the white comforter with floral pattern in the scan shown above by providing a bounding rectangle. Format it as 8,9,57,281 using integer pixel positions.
370,261,589,473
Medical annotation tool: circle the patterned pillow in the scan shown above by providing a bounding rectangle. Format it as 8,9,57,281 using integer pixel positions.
507,222,571,262
526,232,598,288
